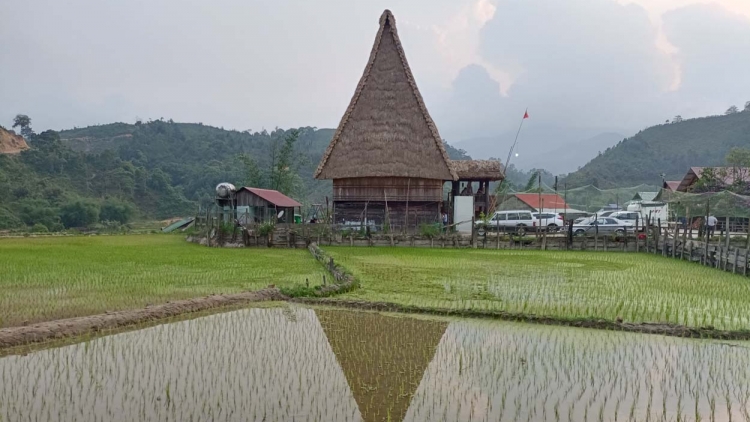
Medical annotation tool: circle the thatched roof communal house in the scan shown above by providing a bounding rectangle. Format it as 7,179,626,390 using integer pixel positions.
315,10,457,230
315,9,504,230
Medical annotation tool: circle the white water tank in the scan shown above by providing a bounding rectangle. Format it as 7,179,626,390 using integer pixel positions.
215,183,236,198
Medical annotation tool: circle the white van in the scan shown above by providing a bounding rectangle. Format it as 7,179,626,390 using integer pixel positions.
477,210,536,234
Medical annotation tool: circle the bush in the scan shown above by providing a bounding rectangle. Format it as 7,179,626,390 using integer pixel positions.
31,223,49,233
100,199,136,224
59,199,100,228
419,223,441,238
258,222,274,237
12,199,62,230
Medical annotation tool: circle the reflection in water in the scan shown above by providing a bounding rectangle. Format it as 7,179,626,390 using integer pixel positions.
1,307,750,422
405,321,750,422
0,307,360,422
316,309,447,422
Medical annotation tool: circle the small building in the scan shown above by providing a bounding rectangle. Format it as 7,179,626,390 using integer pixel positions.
497,193,569,214
450,160,504,218
676,167,750,192
631,192,659,202
235,187,302,224
663,181,680,192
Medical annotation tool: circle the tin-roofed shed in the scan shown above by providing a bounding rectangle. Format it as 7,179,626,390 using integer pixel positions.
235,187,302,224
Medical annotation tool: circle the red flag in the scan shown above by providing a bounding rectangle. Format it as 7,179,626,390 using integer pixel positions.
523,110,529,119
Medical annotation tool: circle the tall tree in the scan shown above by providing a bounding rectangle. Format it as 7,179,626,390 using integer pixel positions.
12,114,33,139
745,101,750,112
726,106,739,115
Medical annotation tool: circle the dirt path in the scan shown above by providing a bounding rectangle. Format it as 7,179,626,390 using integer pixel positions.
292,298,750,341
0,288,285,349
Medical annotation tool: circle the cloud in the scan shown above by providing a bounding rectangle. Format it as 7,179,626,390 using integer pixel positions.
663,4,750,112
432,64,507,140
474,0,672,132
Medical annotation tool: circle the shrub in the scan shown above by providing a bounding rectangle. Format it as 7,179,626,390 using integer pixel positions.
419,223,441,239
59,199,100,228
258,222,274,237
100,199,136,224
31,223,49,233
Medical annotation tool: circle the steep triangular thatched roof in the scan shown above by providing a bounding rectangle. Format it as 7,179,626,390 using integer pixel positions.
315,9,457,181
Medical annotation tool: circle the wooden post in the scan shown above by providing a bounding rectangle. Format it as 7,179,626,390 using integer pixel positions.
725,216,731,252
744,249,748,276
496,218,500,249
471,216,477,249
404,178,411,235
681,212,688,261
672,225,678,259
594,224,599,251
733,248,739,274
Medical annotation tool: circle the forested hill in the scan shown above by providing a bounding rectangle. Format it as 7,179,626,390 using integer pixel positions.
564,111,750,188
0,119,470,231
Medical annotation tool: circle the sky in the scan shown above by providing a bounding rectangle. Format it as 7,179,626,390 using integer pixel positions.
2,0,750,155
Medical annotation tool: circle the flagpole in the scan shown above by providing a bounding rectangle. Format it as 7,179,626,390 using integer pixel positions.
498,108,528,215
503,108,528,175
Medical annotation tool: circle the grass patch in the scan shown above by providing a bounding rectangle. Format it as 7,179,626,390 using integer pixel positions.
0,235,326,327
325,247,750,331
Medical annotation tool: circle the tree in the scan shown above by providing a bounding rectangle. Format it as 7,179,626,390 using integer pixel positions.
12,114,33,138
100,198,136,223
725,148,750,194
59,199,100,228
673,115,683,123
726,106,739,115
745,101,750,112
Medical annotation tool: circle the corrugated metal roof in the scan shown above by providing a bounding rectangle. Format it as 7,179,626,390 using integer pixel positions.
238,187,302,208
633,192,658,201
513,193,568,210
161,217,194,233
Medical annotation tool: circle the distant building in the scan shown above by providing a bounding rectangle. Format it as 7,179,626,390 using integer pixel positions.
663,181,680,192
676,167,750,192
497,193,569,214
631,192,659,202
235,187,302,224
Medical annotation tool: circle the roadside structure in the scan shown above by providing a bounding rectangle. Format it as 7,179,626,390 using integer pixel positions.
315,10,502,230
497,193,570,214
450,160,504,219
676,167,750,192
234,187,302,224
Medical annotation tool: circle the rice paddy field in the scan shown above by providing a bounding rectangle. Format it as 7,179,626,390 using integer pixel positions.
327,247,750,331
2,306,749,422
0,235,326,327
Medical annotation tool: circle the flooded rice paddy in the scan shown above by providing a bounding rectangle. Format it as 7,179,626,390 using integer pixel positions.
1,306,749,422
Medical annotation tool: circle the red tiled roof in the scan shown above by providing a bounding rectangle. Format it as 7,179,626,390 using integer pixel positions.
513,193,568,210
677,167,750,192
239,187,302,208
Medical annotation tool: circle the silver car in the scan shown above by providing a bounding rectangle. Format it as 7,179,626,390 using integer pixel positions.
572,217,633,236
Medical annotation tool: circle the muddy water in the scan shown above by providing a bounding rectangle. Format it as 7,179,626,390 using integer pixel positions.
1,307,749,422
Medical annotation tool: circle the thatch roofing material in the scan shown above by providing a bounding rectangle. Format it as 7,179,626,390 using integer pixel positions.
315,10,457,181
451,160,504,181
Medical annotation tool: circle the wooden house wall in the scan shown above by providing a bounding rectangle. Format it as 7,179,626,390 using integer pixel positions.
333,177,444,202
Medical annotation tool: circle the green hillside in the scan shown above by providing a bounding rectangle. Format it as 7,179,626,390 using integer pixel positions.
1,119,470,231
564,111,750,188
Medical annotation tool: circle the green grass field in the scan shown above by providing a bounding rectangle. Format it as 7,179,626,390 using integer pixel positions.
0,235,326,327
326,247,750,331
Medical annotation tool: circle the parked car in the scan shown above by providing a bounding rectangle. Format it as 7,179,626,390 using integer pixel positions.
532,212,565,230
477,210,536,235
572,217,633,236
609,211,640,223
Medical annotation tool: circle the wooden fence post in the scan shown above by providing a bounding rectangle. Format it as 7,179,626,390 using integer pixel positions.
733,248,739,274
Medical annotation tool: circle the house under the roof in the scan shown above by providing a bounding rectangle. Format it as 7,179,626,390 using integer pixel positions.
498,193,570,213
235,187,302,224
314,10,459,230
676,167,750,192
